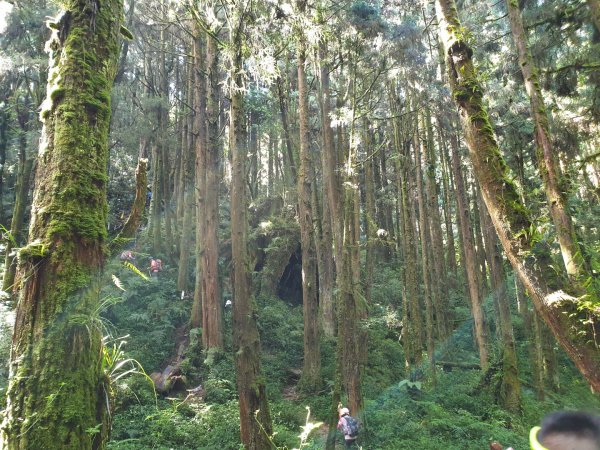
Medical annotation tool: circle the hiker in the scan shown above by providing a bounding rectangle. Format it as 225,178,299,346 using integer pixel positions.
120,250,135,262
337,407,359,448
149,257,163,278
530,411,600,450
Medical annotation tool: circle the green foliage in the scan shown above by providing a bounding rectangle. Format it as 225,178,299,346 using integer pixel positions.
102,266,187,372
108,400,242,450
256,295,304,390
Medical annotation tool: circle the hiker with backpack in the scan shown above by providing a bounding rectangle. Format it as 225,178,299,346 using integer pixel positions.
149,257,163,278
337,407,359,448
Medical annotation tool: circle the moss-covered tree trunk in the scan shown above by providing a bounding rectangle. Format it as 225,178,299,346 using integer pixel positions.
506,0,588,284
1,1,124,448
229,12,272,449
436,0,600,390
201,30,223,350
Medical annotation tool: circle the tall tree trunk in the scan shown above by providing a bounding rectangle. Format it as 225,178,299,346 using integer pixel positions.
0,110,8,225
364,120,376,307
436,0,600,390
150,143,162,254
337,64,364,417
267,132,274,195
390,92,422,369
201,31,223,350
414,115,435,379
296,1,321,390
177,57,193,291
317,39,337,337
229,15,272,449
191,27,207,331
471,187,488,298
507,0,588,283
276,76,297,185
1,1,124,447
249,108,259,200
480,194,520,412
516,278,545,400
448,120,489,369
423,109,449,339
175,60,190,223
379,144,396,259
2,130,33,296
438,127,458,283
542,324,560,392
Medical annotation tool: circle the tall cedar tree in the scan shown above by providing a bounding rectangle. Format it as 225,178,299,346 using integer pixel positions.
1,0,125,448
229,5,273,448
296,0,321,391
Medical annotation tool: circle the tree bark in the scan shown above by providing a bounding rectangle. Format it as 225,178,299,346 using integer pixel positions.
176,58,194,291
389,90,422,369
191,28,207,331
480,194,520,413
2,129,34,295
414,115,435,379
296,0,321,390
436,0,600,390
317,39,337,337
276,75,297,185
229,13,272,449
448,123,489,369
1,1,124,447
0,109,8,225
438,127,458,283
113,158,148,248
423,109,449,339
507,0,588,283
337,64,364,417
201,30,223,350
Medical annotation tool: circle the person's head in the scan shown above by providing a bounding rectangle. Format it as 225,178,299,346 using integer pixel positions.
530,411,600,450
339,407,349,418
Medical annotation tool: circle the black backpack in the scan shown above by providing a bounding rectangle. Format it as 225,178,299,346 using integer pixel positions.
344,415,359,438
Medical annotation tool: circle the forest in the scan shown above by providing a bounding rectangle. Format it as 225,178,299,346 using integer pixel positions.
0,0,599,448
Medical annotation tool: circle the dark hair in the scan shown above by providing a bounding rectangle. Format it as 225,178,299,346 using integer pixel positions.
538,411,600,444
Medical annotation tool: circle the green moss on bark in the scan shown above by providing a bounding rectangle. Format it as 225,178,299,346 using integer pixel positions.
1,1,124,449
